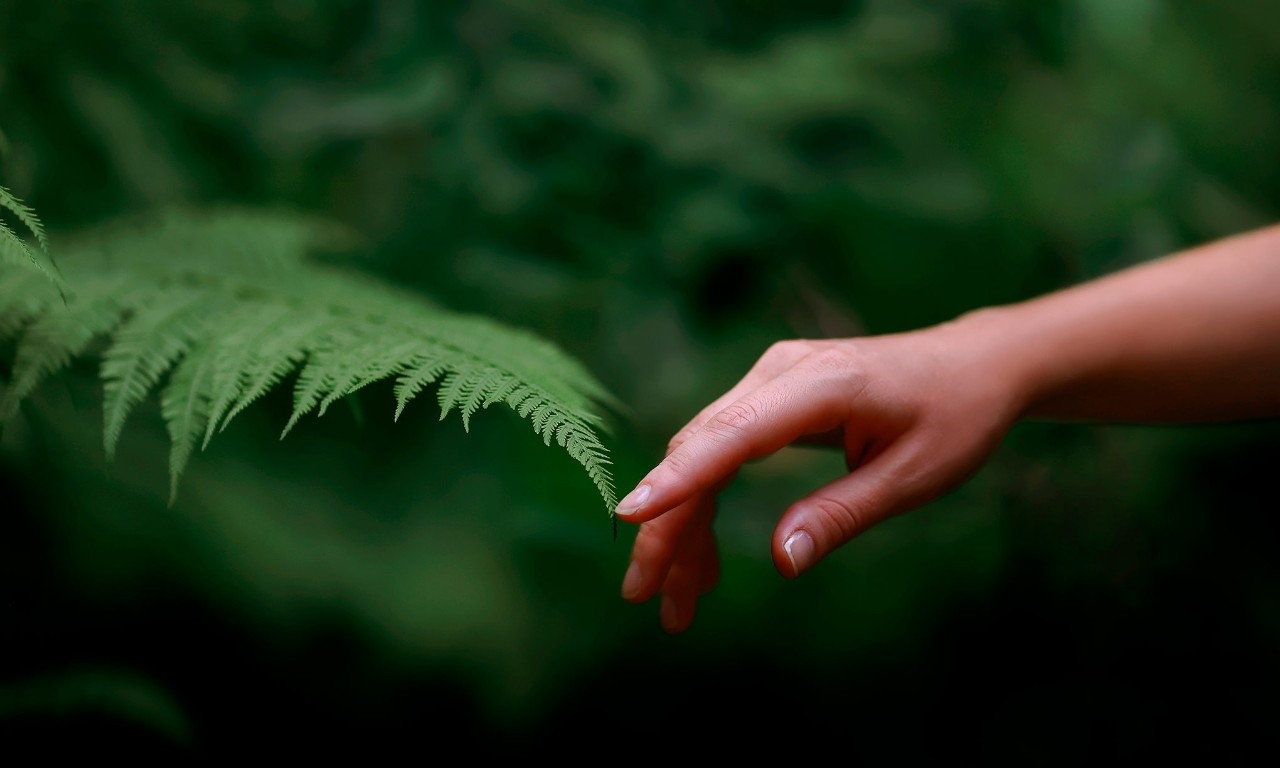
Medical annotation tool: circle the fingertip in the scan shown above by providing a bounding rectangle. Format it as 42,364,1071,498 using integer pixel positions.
615,479,687,523
614,483,651,518
782,529,817,577
657,554,705,634
660,595,693,634
621,561,644,601
773,527,819,579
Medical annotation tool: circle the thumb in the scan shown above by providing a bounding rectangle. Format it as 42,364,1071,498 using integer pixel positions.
771,442,932,578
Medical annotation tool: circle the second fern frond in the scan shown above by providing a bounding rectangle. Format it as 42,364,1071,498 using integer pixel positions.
0,184,65,294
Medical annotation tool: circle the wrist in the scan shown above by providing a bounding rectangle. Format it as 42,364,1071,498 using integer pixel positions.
937,303,1053,422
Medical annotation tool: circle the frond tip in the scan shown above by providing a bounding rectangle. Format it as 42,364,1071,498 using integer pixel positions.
0,184,65,294
0,207,619,516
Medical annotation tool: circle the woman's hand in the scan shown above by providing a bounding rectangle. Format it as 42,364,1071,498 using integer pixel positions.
615,223,1280,634
615,320,1025,633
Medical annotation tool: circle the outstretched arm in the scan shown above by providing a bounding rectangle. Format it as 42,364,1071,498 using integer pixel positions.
617,223,1280,633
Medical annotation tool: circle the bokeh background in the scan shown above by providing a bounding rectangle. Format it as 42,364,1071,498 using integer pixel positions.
3,0,1279,761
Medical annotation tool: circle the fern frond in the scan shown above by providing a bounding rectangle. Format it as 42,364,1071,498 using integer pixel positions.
393,351,466,421
161,339,217,505
0,207,619,514
279,325,361,437
209,309,341,444
101,289,232,461
0,185,65,293
313,334,425,418
0,259,62,340
195,302,290,448
0,276,135,421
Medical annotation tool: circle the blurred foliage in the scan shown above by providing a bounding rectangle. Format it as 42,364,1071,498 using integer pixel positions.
0,666,191,749
3,0,1279,761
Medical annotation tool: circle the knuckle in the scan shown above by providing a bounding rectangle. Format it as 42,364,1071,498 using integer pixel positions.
804,346,859,376
761,340,794,361
637,519,680,552
707,400,760,437
759,339,810,367
666,426,696,456
659,446,699,481
807,494,873,543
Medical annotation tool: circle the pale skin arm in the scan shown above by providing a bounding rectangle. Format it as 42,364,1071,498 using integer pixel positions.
616,223,1280,633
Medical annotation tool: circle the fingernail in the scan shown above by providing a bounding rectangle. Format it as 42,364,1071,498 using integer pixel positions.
784,529,816,575
621,561,643,599
615,483,651,517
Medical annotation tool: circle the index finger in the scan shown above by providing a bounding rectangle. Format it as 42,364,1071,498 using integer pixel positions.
615,363,858,522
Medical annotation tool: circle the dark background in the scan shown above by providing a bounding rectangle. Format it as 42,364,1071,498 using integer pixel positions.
2,0,1278,762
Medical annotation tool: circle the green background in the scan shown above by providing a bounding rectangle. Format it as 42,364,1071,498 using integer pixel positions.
3,0,1278,761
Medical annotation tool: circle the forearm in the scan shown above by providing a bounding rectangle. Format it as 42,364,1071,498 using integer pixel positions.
955,224,1280,424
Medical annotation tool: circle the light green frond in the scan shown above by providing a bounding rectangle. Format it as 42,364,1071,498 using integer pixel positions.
0,207,619,515
0,276,134,421
162,340,218,506
470,372,524,424
313,332,425,417
0,261,62,340
435,366,480,428
435,365,516,433
519,396,616,510
101,289,232,461
279,326,360,438
197,302,294,448
393,351,466,421
70,206,339,278
210,309,340,444
0,185,65,293
0,186,49,252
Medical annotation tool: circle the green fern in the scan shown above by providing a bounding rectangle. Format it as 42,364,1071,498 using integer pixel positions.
0,184,65,294
0,207,619,515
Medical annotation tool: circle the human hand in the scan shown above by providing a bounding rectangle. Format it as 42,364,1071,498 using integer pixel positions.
615,320,1025,633
617,224,1280,632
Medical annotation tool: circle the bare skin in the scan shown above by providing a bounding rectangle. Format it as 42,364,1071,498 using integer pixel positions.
616,223,1280,633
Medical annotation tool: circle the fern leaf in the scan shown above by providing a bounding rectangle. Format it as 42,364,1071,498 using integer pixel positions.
435,366,479,427
0,207,619,515
209,309,340,444
440,366,508,432
196,302,291,447
0,276,134,421
101,289,230,461
393,351,465,421
278,326,359,437
313,333,424,418
472,373,524,422
0,186,49,253
162,340,217,505
0,185,65,292
0,259,62,340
